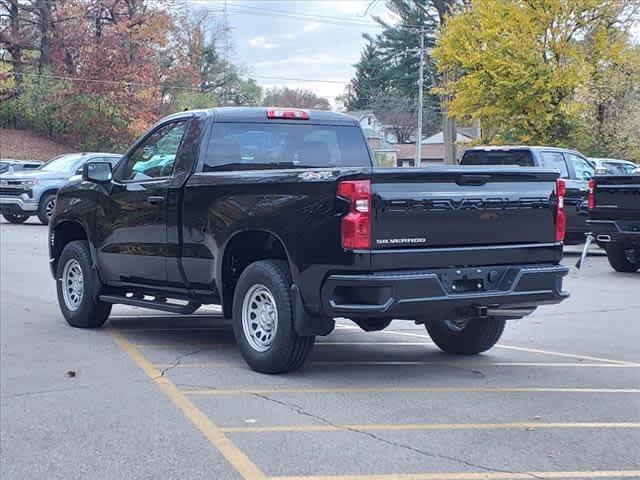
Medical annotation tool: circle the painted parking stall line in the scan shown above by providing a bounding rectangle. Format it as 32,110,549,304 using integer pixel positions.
109,330,267,480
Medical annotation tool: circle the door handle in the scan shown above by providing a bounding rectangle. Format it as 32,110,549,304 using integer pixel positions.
147,195,165,205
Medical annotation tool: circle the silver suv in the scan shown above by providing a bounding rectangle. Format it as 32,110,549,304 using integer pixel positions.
0,153,121,224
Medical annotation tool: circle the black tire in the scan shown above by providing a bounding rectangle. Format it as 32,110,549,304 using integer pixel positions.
353,318,393,332
425,317,506,355
37,193,57,225
232,259,315,373
56,240,111,328
605,243,640,273
2,213,29,224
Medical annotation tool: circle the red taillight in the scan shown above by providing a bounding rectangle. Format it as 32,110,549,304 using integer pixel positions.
588,179,596,210
338,180,371,249
555,179,566,242
266,108,309,120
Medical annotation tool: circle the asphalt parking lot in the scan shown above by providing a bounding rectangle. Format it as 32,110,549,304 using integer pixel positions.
1,218,639,480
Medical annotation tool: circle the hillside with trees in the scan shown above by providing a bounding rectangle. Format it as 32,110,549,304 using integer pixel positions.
0,0,261,151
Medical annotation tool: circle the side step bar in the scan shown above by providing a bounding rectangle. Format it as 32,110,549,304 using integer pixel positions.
99,294,201,314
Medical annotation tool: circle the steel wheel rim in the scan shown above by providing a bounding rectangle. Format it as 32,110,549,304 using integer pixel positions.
241,284,278,352
444,318,470,333
62,258,84,311
46,197,56,218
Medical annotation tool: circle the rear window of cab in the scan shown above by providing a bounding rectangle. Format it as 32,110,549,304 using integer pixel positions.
202,123,371,171
461,150,534,167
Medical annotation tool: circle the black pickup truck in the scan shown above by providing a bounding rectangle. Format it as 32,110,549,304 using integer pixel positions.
461,146,596,244
49,107,569,373
587,174,640,272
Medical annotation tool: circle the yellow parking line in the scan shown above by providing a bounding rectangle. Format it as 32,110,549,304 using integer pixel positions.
379,329,639,366
109,330,266,480
222,421,640,434
154,362,230,369
183,386,640,396
132,342,233,348
309,361,638,368
151,361,638,370
269,471,640,480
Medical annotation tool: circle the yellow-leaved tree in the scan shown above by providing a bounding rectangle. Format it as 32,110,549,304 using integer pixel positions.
433,0,640,158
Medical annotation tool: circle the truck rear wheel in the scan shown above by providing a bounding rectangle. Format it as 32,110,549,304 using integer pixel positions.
425,317,505,355
232,259,315,373
605,243,640,273
2,213,29,224
56,240,111,328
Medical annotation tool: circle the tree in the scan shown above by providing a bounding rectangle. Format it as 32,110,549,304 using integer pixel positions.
262,86,330,110
344,1,449,148
434,0,640,150
0,1,268,150
346,35,389,110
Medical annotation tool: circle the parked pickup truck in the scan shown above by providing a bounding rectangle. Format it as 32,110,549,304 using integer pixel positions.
461,146,596,244
587,174,640,272
1,153,121,224
49,108,569,373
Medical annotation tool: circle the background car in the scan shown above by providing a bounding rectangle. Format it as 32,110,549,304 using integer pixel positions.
0,152,121,224
0,159,42,175
589,157,637,175
66,155,122,185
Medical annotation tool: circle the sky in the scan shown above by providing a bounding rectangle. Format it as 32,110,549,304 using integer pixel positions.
188,0,393,105
186,0,640,107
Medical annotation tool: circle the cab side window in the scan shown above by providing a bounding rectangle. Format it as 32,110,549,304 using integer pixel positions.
121,121,187,181
540,151,569,178
566,153,594,180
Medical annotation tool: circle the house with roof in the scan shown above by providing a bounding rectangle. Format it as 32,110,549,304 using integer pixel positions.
344,111,399,145
395,127,478,167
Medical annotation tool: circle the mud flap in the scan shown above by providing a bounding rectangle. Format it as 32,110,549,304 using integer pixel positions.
291,284,334,336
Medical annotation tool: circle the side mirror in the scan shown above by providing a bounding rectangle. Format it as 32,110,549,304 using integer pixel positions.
83,162,112,183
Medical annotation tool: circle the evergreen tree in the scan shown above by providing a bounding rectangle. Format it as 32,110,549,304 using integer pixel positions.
346,36,389,111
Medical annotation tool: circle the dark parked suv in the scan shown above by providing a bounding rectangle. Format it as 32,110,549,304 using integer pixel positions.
49,108,569,373
461,146,595,244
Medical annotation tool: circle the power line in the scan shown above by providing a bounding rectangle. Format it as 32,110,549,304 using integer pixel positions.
182,1,425,30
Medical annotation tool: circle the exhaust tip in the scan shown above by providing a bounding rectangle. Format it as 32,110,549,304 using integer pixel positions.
596,234,611,243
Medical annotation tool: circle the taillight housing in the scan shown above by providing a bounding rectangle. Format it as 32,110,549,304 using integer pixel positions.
555,179,566,242
338,180,371,249
588,179,596,210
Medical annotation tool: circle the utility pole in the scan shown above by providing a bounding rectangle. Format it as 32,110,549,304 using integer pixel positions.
442,69,457,164
415,27,424,166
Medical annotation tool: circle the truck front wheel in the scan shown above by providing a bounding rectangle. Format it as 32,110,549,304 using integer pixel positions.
37,193,57,225
2,213,29,224
425,317,505,355
232,260,315,373
56,240,111,328
605,243,640,273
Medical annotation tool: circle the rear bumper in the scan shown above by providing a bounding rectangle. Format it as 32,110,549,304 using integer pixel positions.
321,264,569,321
587,220,640,246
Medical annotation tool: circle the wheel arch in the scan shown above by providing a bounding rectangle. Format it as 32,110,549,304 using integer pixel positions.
39,188,60,205
218,229,292,319
50,220,95,276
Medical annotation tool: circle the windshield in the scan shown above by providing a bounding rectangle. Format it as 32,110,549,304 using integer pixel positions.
40,154,85,173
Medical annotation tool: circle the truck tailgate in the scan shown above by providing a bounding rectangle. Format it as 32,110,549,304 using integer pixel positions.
592,175,640,216
371,167,560,249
